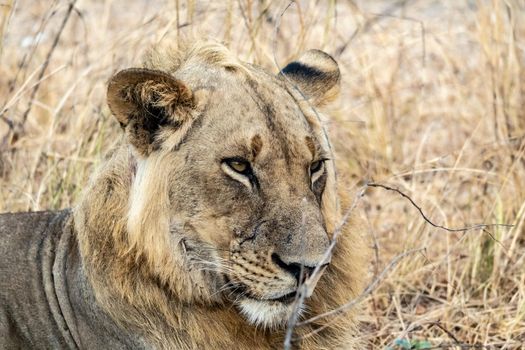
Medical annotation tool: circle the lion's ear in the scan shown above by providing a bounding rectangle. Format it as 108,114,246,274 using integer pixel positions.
107,68,195,156
280,50,340,106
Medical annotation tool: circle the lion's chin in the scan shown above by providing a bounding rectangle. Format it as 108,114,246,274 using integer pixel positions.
237,297,303,329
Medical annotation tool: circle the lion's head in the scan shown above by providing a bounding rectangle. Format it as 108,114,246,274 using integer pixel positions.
76,41,366,348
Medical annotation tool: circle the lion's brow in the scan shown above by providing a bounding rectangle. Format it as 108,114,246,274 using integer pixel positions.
251,134,263,158
305,136,316,158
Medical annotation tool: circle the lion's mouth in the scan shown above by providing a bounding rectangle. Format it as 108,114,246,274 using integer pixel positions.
247,290,297,304
228,281,297,304
267,291,297,303
235,289,302,328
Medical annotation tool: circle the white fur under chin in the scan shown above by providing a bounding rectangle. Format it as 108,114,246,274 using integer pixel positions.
237,298,302,329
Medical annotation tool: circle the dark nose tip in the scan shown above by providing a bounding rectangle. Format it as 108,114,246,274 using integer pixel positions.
272,253,322,283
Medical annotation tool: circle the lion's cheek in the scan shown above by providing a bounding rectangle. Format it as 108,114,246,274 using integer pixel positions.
186,215,232,249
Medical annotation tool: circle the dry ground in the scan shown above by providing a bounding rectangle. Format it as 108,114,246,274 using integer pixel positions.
1,0,524,349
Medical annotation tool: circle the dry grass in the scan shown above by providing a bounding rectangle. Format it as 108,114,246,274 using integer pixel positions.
1,0,524,348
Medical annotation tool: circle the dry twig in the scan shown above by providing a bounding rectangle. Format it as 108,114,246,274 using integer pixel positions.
18,0,77,131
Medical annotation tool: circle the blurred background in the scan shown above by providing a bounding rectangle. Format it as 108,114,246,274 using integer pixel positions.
0,1,524,348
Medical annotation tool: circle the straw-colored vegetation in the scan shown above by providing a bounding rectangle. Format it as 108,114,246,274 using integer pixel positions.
1,1,524,348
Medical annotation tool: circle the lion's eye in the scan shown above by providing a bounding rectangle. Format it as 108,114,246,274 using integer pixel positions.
229,160,248,173
310,159,326,184
222,158,257,189
310,160,323,174
225,159,250,175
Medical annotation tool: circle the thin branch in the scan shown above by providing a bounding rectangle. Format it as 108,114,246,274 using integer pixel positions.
0,0,59,131
428,321,461,345
19,0,77,128
366,182,513,232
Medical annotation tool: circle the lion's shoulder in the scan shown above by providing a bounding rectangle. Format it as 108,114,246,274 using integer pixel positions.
0,209,72,279
0,210,64,247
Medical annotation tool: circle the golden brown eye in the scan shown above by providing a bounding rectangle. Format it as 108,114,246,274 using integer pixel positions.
222,157,258,189
224,158,252,176
229,161,248,173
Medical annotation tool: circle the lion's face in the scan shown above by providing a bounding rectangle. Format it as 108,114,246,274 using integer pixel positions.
106,45,341,328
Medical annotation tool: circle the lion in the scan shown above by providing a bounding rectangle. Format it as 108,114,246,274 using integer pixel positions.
0,40,368,349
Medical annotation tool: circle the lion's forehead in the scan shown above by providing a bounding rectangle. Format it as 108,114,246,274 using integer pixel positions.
190,68,318,162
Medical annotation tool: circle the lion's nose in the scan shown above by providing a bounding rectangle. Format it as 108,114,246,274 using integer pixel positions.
271,252,326,283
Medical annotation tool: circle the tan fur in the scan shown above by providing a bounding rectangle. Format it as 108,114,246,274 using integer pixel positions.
74,40,368,349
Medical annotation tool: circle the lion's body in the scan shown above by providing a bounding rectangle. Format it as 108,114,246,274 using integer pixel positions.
0,211,147,349
0,41,368,349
